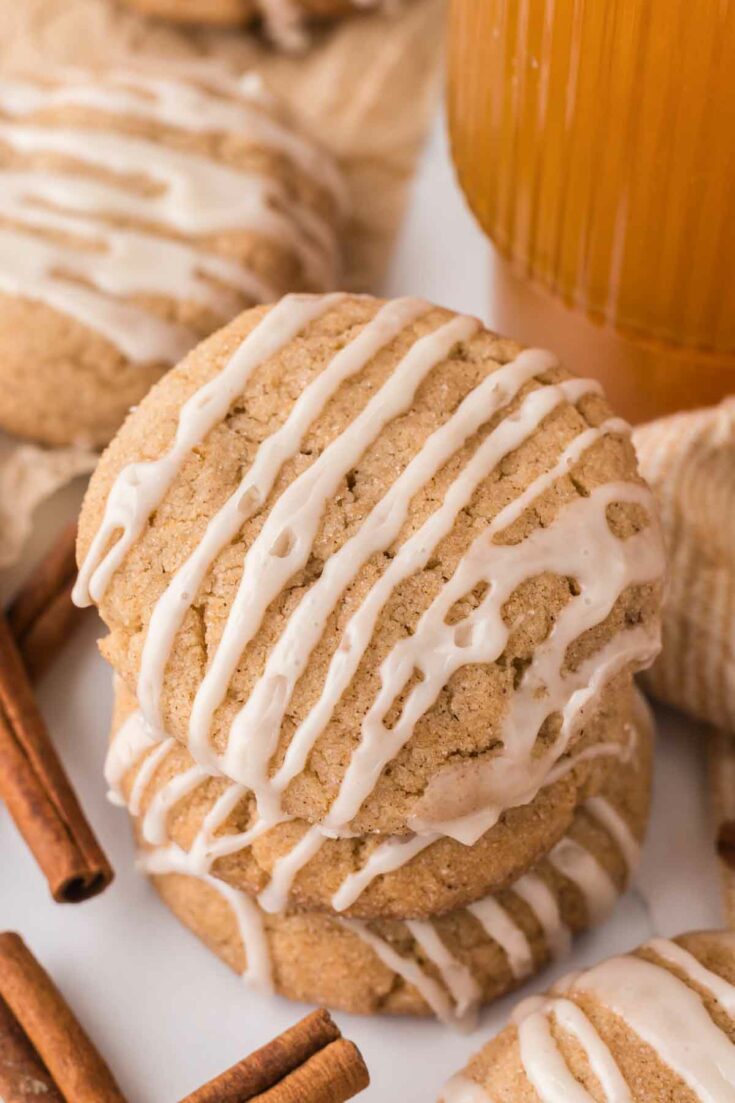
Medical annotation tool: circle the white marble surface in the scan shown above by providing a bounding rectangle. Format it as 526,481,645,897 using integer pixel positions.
0,109,723,1102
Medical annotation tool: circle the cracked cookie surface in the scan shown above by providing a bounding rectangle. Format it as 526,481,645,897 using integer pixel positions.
78,294,663,836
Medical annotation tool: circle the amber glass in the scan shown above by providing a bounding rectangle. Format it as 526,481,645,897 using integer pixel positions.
448,0,735,421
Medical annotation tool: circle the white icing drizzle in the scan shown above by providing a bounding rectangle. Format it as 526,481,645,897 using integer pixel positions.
571,946,735,1102
405,485,662,844
0,122,331,283
585,797,641,878
0,189,275,304
74,292,347,606
108,706,438,912
439,1074,494,1103
512,873,571,960
0,71,341,365
542,706,639,792
339,918,467,1029
104,701,640,917
142,815,627,1027
330,833,436,912
190,311,485,783
645,937,735,1016
104,703,158,807
0,71,346,210
256,826,325,914
139,842,273,993
186,789,275,874
137,295,430,734
270,374,597,819
404,919,482,1021
510,938,735,1103
130,778,643,1027
214,877,274,994
548,838,619,925
81,296,663,902
127,738,175,818
0,225,197,364
517,997,632,1103
466,897,533,981
141,765,208,846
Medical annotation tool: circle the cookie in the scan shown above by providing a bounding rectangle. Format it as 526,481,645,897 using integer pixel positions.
0,69,344,446
109,676,646,919
140,691,652,1021
76,293,664,843
440,930,735,1099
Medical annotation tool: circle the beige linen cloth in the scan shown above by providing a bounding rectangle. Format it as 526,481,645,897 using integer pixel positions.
634,399,735,923
0,0,445,570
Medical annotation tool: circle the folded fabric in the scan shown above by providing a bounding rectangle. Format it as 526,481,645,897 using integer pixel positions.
634,398,735,731
0,434,96,571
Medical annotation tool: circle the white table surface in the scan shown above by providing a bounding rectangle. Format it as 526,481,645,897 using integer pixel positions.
0,108,724,1103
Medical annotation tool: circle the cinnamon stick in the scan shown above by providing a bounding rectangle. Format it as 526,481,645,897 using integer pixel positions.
0,933,126,1103
179,1008,369,1103
0,992,64,1103
7,522,88,683
0,611,112,902
255,1040,370,1103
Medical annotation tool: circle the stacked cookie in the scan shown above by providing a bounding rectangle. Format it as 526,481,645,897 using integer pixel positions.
0,66,344,446
75,294,665,1023
441,930,735,1100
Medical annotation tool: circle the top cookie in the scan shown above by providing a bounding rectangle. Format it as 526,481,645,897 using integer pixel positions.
75,294,665,838
0,68,344,446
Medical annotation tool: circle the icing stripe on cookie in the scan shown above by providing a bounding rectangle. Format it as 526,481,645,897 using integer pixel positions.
135,784,644,1029
81,296,664,847
0,72,341,365
105,679,647,916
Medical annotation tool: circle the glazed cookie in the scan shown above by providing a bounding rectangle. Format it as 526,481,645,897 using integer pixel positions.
109,677,646,919
123,0,386,48
0,69,344,446
139,692,652,1022
440,930,735,1099
76,294,664,844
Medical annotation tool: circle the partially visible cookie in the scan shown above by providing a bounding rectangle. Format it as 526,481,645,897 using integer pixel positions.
141,691,652,1021
110,677,647,919
0,68,344,446
122,0,384,46
439,930,735,1099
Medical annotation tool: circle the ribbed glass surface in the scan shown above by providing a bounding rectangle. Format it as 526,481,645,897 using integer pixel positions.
449,0,735,355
